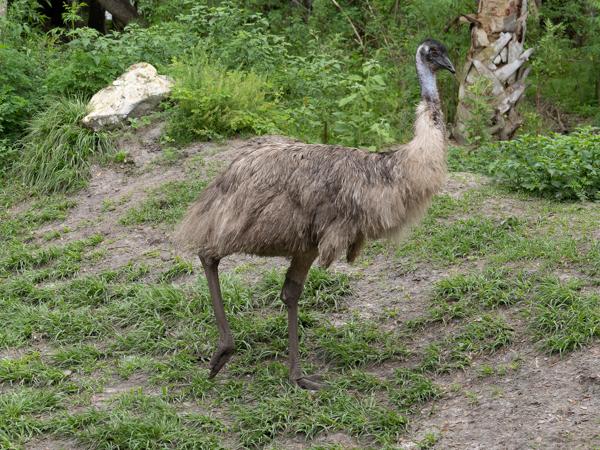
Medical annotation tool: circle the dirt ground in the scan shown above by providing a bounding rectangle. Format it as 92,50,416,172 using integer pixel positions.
20,122,600,449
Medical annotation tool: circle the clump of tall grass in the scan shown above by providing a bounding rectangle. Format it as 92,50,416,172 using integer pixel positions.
18,98,114,194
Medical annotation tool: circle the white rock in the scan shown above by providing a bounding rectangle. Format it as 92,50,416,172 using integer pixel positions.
82,62,172,131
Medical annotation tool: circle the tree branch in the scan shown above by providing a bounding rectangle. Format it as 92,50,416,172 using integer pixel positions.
330,0,365,51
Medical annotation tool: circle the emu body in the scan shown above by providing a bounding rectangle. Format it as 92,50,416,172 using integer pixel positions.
175,39,455,389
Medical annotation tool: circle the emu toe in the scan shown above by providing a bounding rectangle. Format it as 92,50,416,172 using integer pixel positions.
208,343,235,378
294,374,326,391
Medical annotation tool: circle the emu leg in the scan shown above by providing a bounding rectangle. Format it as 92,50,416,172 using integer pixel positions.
282,253,323,390
200,256,234,378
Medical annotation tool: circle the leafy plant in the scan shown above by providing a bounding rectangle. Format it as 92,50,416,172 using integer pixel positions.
0,34,47,140
331,59,396,149
460,77,494,146
488,128,600,201
167,51,282,142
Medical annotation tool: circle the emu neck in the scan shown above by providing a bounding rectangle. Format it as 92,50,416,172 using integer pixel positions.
416,55,439,104
414,51,445,138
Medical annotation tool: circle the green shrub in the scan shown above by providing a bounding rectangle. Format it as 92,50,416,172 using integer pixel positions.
488,128,600,201
18,98,114,194
0,28,47,140
167,52,282,142
178,2,289,72
46,23,193,98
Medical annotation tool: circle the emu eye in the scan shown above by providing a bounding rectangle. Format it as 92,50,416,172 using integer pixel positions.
430,49,439,57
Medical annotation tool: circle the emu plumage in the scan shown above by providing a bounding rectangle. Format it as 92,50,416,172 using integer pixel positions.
174,39,455,389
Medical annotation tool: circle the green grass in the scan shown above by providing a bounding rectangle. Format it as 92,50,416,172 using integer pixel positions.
420,315,514,373
257,266,353,311
389,369,441,411
17,98,114,194
57,390,225,449
397,211,526,266
530,278,600,353
119,179,208,225
1,167,599,448
315,319,408,368
0,388,63,445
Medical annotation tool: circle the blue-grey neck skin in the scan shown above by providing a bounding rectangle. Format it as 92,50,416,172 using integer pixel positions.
416,46,439,104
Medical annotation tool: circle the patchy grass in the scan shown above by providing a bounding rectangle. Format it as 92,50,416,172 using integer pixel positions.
420,315,514,373
315,319,408,368
58,390,225,449
119,179,208,226
398,215,525,265
530,277,600,354
1,156,599,448
257,266,353,311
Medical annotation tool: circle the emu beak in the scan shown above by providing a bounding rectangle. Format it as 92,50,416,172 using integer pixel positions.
441,56,456,74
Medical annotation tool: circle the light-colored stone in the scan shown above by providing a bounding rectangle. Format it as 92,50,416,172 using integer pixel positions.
82,63,172,131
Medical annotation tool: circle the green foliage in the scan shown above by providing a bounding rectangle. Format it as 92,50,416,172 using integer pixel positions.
460,77,494,146
329,60,396,149
17,98,114,194
528,1,600,116
46,23,194,98
178,2,289,72
0,21,48,140
167,52,282,142
447,145,494,173
0,140,19,179
488,128,600,201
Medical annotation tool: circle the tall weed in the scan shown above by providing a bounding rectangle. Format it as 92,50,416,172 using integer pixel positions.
18,98,114,194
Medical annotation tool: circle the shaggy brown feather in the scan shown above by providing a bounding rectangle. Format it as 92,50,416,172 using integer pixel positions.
174,38,455,388
174,101,447,267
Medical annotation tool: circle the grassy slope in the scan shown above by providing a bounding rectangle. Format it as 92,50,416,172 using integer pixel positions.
0,129,599,449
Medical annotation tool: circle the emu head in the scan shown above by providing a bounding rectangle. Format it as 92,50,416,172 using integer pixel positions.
418,39,456,74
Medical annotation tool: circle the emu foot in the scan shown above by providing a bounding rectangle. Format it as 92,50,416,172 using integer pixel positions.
293,374,325,391
208,342,234,378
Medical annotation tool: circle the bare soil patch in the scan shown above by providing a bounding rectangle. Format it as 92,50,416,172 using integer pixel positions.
407,344,600,449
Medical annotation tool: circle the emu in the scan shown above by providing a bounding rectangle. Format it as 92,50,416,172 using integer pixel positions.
175,39,455,389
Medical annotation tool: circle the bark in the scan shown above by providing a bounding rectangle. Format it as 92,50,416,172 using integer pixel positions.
39,0,65,28
88,0,106,33
454,0,533,143
96,0,139,26
0,0,7,17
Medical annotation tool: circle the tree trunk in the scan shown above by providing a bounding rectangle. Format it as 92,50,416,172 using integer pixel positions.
88,0,106,33
39,0,65,28
454,0,533,143
96,0,139,26
0,0,7,17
